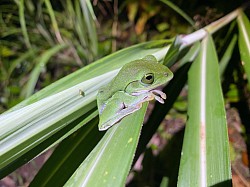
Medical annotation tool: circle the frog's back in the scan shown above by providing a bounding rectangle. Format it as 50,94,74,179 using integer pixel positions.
96,55,167,112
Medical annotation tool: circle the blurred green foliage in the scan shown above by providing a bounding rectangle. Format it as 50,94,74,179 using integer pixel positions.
0,0,99,111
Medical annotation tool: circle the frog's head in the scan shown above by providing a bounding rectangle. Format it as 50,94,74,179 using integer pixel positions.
124,55,173,101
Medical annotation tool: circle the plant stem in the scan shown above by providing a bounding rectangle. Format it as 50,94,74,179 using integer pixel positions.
180,7,244,49
205,8,242,34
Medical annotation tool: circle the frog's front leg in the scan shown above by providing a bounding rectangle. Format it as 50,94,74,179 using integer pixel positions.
98,91,150,131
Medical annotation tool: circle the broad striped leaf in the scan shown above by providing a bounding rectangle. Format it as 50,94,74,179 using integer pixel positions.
64,104,148,187
178,35,231,187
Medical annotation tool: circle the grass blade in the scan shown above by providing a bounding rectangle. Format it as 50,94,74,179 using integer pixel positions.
24,44,67,98
44,0,63,43
237,11,250,83
18,0,31,48
160,0,195,27
80,0,98,58
178,35,231,186
86,0,97,21
219,34,237,77
7,49,36,78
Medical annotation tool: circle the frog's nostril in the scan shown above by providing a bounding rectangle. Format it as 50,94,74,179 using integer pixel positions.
164,72,168,77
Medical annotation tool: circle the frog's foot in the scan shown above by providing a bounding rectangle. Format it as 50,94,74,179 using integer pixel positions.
150,90,166,104
131,89,166,104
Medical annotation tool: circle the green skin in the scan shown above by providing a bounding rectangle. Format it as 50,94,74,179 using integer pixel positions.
97,55,173,131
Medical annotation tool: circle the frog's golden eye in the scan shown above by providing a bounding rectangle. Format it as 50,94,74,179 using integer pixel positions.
141,73,154,85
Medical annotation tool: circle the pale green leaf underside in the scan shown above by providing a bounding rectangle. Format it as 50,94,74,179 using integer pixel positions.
0,70,117,169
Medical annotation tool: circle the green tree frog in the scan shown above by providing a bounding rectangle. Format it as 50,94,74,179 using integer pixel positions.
97,55,173,131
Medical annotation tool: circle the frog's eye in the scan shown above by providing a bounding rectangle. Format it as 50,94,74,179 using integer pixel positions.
141,73,154,85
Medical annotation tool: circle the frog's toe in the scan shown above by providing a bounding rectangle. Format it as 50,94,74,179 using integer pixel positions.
154,95,165,104
151,90,166,99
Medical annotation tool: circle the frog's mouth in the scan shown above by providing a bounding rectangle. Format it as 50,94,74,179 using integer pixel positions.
131,89,166,104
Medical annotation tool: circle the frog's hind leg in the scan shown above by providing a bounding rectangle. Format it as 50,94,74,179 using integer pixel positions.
98,92,143,131
98,102,142,131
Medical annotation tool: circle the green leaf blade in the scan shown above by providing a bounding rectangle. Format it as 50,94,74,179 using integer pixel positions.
64,104,148,187
178,35,231,187
237,11,250,83
0,71,116,170
30,118,104,187
18,0,31,48
160,0,195,27
24,44,68,98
